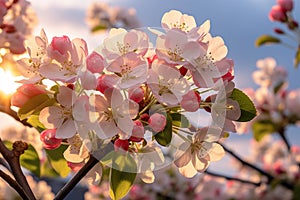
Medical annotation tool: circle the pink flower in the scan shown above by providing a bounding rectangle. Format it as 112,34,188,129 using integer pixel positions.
95,74,118,93
156,29,200,65
277,0,293,12
40,129,62,150
174,126,225,178
180,90,201,112
100,28,149,65
161,10,196,32
285,89,300,117
148,113,167,133
106,52,148,89
269,5,287,22
129,87,144,103
252,57,287,88
11,84,47,108
147,61,190,106
114,139,129,151
39,86,82,138
17,29,49,83
40,36,88,83
130,120,145,142
89,88,139,139
86,51,104,73
183,36,232,88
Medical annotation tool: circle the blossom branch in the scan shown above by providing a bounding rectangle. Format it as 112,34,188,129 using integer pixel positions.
0,169,30,199
278,127,291,152
54,155,99,200
0,138,36,199
220,142,294,191
205,170,262,187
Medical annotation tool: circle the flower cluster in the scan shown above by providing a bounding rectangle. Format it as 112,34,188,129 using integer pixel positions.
10,10,254,199
86,2,140,33
0,0,37,54
235,57,300,135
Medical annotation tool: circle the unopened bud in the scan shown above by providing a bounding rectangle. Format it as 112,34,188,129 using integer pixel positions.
274,28,285,34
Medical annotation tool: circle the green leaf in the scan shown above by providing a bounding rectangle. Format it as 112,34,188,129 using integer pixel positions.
273,81,285,94
4,141,40,177
255,35,281,47
18,94,56,121
294,48,300,68
229,88,257,122
109,153,137,200
91,24,108,33
154,114,172,146
40,159,59,178
45,145,70,178
26,115,46,131
170,113,190,128
292,182,300,200
252,120,276,141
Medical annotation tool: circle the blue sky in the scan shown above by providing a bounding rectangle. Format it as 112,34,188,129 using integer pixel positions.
27,0,300,173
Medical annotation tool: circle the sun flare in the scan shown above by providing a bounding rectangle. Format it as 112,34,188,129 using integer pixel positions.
0,68,21,95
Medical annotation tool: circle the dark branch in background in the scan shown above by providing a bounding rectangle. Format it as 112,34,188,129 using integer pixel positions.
278,127,291,152
220,142,294,191
0,139,36,199
205,170,262,187
0,169,30,199
54,155,99,200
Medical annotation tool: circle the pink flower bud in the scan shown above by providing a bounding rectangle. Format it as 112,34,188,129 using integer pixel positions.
179,66,188,76
114,139,129,151
10,92,30,108
86,51,104,73
180,90,201,112
129,87,144,103
274,28,285,34
130,120,144,142
140,113,149,121
148,113,167,132
277,0,293,12
40,129,62,150
67,161,84,172
96,74,117,93
11,84,47,108
269,5,287,22
48,35,73,62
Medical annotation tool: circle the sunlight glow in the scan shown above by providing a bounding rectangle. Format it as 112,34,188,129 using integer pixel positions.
0,68,21,95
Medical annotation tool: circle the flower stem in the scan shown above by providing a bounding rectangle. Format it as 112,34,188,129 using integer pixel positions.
54,155,99,200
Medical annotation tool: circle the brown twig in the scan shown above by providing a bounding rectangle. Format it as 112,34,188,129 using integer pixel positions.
0,138,36,199
205,170,262,187
0,169,30,199
54,155,99,200
220,142,294,191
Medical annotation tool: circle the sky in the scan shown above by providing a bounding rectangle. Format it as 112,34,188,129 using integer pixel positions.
20,0,300,173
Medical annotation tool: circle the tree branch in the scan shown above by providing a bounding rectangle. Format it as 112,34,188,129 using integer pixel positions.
54,155,99,200
278,127,291,152
0,138,36,199
220,142,294,191
205,170,262,187
0,169,30,199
